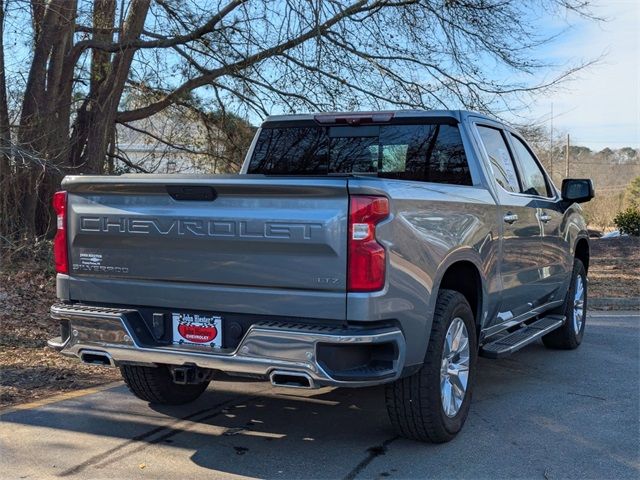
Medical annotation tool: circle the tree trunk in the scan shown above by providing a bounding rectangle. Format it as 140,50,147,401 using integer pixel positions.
70,0,150,174
0,0,14,241
39,1,78,237
16,0,77,238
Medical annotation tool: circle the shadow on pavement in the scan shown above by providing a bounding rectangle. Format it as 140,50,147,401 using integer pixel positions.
0,357,537,478
1,316,638,479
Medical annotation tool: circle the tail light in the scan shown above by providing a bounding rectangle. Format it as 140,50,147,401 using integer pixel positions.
53,191,68,274
348,195,389,292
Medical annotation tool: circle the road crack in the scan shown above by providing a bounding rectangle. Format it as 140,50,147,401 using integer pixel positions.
343,436,399,480
567,391,607,401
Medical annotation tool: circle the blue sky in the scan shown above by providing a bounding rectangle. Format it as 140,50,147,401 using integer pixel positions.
4,0,637,151
515,0,639,150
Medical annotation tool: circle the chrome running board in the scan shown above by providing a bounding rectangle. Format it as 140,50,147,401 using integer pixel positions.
480,315,565,359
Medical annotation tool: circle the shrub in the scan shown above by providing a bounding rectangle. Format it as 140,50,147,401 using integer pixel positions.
625,176,640,209
613,208,640,236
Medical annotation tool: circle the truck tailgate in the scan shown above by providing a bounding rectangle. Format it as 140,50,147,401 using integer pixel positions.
63,175,348,293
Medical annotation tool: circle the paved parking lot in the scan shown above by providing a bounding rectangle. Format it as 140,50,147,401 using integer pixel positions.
1,312,638,480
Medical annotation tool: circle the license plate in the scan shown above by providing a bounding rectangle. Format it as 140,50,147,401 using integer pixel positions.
172,313,223,348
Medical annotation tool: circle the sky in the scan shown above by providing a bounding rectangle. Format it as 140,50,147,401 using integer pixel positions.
519,0,639,150
3,0,638,151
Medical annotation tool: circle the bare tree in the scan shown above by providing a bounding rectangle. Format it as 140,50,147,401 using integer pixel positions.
0,0,16,244
1,0,597,241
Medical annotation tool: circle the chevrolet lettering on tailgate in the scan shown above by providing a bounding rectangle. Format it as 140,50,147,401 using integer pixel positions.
79,216,324,240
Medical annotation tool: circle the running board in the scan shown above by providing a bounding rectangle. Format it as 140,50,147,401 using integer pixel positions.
480,315,565,359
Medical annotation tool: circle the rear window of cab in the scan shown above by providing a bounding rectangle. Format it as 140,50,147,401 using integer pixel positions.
248,123,472,186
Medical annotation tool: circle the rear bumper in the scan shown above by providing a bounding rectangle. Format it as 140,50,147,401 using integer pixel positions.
48,303,406,388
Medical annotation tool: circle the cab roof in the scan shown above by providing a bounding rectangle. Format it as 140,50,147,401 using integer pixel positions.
261,109,499,127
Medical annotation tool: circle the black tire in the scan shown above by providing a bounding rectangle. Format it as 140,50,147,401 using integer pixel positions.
120,365,209,405
542,259,587,350
385,290,477,443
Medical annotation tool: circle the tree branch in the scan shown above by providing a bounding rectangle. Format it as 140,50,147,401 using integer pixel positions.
107,151,150,173
116,0,376,123
120,121,211,156
72,0,246,55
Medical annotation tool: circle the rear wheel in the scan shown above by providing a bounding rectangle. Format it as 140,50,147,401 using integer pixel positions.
542,259,587,349
120,365,209,405
385,290,477,443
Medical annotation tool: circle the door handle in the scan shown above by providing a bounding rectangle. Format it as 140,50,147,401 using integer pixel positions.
503,212,518,224
539,212,551,223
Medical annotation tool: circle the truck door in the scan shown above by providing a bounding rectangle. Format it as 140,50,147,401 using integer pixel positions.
474,124,550,320
506,132,572,302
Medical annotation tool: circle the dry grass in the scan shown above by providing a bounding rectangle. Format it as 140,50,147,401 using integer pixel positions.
0,263,119,409
589,237,640,300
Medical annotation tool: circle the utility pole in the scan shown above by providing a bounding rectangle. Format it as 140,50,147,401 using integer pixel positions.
565,133,570,178
549,103,554,178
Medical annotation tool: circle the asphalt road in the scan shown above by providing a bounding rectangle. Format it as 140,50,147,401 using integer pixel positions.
1,312,638,480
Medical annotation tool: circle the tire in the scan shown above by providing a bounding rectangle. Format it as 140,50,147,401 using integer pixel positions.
120,365,209,405
542,259,587,350
385,289,477,443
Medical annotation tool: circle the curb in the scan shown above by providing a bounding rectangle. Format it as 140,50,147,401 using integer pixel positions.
590,297,640,310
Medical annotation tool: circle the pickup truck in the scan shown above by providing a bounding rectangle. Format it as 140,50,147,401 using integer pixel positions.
48,110,594,442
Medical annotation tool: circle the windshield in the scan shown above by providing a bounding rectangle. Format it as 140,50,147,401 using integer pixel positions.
247,123,472,185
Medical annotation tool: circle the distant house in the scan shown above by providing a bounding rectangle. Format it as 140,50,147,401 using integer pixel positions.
115,105,229,174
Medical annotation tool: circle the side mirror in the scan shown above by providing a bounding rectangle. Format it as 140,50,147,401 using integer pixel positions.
562,179,595,204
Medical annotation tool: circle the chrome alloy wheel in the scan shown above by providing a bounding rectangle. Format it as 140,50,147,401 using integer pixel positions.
440,317,470,418
573,275,585,335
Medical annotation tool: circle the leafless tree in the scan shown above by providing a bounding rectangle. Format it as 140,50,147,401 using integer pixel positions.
1,0,598,241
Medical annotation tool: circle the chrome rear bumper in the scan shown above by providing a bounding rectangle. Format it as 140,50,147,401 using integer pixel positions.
49,303,406,388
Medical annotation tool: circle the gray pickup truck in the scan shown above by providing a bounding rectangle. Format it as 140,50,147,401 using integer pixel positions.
49,110,594,442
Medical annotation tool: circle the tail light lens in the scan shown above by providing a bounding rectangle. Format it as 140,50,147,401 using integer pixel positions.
53,191,68,274
348,195,389,292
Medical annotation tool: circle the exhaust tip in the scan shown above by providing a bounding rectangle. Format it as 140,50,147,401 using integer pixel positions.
80,350,114,367
270,370,314,389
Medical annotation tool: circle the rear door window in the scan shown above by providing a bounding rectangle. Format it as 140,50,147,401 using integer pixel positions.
248,123,473,186
476,125,520,193
509,134,552,197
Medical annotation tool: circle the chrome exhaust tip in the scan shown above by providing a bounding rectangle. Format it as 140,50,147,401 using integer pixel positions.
80,350,114,367
270,370,314,389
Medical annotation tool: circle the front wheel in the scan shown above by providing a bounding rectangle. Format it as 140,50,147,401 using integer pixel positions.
385,290,477,443
542,259,587,349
